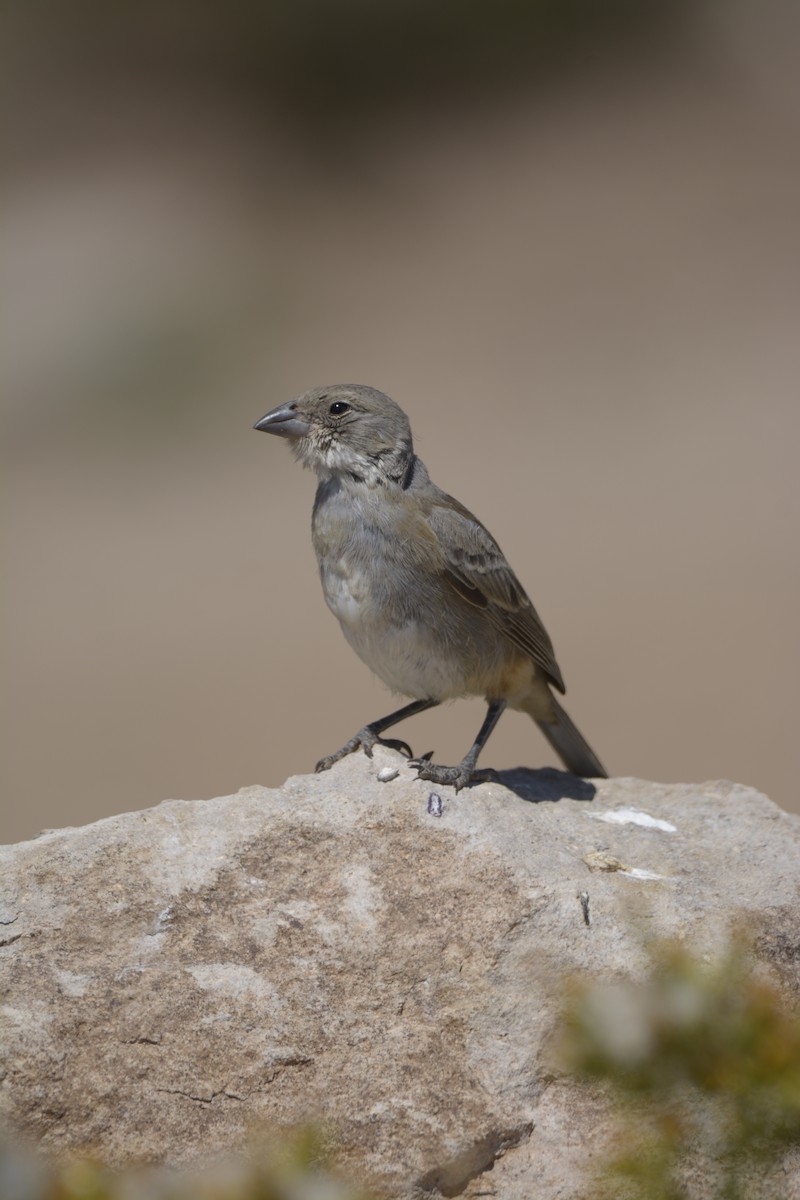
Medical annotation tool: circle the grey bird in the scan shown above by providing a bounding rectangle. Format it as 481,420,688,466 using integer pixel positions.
254,384,606,789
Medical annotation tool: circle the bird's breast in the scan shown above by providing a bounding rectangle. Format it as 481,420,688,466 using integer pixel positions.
318,557,371,629
310,478,522,700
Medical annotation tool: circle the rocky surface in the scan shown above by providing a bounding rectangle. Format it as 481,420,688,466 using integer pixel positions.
2,752,800,1197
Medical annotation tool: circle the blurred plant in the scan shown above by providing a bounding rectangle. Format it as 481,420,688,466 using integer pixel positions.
0,1128,371,1200
562,942,800,1199
4,0,692,134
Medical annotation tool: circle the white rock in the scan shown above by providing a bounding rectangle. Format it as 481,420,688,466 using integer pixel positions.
1,763,797,1198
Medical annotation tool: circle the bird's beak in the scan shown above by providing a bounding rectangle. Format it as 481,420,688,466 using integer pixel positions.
253,404,311,438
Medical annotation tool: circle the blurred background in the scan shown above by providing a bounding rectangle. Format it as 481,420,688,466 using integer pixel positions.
2,0,798,844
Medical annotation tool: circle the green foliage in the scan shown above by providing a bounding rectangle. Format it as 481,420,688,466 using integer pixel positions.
563,943,800,1199
0,1129,370,1200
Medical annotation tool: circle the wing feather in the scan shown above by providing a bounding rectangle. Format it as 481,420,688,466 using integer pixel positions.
428,493,565,693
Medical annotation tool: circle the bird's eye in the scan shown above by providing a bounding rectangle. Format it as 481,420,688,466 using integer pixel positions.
329,401,350,416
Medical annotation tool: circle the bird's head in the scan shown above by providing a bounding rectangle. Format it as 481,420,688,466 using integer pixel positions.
254,384,414,484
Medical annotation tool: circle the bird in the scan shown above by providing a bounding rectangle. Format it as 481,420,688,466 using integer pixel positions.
254,384,606,789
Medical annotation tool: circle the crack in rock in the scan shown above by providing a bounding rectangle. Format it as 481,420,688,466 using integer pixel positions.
155,1087,246,1105
264,1058,314,1084
417,1122,533,1197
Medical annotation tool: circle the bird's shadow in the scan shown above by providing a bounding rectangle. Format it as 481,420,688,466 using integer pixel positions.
480,766,598,804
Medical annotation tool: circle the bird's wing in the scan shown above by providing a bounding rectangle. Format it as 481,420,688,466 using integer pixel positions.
427,491,566,692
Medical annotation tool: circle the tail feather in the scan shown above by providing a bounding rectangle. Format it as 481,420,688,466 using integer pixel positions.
533,693,607,779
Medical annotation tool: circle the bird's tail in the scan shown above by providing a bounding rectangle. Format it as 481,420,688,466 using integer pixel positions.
523,691,607,778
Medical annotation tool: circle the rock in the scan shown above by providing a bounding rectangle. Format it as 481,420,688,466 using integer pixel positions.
1,751,799,1197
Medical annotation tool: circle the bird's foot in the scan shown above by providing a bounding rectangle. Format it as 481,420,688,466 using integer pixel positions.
315,729,414,773
412,758,499,792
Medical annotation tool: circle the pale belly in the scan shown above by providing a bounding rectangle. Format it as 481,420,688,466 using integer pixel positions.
318,555,529,702
320,559,454,697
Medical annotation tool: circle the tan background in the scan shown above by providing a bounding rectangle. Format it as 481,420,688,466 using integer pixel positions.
3,3,799,844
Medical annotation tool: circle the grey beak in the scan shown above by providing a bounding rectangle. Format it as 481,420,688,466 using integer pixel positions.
253,403,311,438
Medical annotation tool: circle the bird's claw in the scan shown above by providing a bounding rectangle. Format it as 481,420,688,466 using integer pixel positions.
379,737,415,759
315,729,375,772
411,760,498,792
315,729,415,773
413,761,473,792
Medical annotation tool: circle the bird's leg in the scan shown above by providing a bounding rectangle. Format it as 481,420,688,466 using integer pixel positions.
413,698,507,792
315,698,440,773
